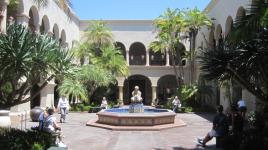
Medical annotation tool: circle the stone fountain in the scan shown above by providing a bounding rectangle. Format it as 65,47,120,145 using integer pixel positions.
86,85,186,130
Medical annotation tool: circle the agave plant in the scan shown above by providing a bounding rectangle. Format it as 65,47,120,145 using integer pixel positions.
0,24,72,109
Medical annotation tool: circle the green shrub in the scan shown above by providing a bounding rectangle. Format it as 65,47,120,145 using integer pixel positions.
185,106,193,112
31,143,44,150
70,103,91,112
0,128,54,149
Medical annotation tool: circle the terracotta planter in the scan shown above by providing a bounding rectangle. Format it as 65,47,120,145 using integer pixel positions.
30,106,43,122
0,110,11,127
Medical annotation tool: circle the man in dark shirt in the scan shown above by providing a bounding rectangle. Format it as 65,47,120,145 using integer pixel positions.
198,105,229,146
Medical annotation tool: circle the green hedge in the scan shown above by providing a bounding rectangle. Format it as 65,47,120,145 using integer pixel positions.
0,127,54,150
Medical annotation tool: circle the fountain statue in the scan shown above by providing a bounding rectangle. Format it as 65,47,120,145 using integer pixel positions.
129,86,144,113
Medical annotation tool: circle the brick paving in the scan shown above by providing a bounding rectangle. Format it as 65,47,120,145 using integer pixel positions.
26,112,221,150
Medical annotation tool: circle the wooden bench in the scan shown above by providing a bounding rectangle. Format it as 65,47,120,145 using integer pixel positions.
88,107,102,113
216,135,226,148
177,107,186,112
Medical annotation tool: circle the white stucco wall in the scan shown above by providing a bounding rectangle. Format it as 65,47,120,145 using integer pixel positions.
20,0,80,46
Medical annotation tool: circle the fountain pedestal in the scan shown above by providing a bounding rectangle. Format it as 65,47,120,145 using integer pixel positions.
129,102,144,113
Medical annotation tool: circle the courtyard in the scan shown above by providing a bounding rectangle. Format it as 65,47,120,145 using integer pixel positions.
26,113,219,150
1,0,268,149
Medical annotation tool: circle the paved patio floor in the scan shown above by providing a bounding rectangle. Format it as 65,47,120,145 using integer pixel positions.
26,112,221,150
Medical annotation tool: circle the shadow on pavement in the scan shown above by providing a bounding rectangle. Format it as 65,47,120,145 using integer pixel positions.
194,113,215,122
154,144,221,150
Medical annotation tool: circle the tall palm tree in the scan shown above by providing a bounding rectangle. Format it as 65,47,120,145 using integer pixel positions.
85,21,114,49
184,7,212,84
150,8,186,88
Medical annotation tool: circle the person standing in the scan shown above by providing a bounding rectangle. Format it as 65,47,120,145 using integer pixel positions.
237,99,247,119
172,96,181,112
57,95,69,123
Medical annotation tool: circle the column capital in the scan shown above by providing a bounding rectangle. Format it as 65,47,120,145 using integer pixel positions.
126,50,130,66
16,13,30,25
16,13,30,19
146,50,150,66
47,31,54,37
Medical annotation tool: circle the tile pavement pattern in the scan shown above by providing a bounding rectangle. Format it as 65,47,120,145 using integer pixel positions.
26,113,221,150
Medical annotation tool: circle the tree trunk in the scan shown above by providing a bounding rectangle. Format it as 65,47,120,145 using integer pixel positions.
169,50,181,89
190,30,198,85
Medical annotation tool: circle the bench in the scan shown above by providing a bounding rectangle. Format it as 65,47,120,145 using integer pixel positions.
88,107,102,113
47,147,67,150
176,107,186,112
216,135,226,148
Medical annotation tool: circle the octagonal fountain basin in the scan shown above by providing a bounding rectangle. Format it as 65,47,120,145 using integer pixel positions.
96,108,176,126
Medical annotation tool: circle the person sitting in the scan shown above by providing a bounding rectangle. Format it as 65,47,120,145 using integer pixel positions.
172,96,181,112
131,86,143,103
31,107,48,131
197,105,229,147
43,107,66,147
100,97,108,109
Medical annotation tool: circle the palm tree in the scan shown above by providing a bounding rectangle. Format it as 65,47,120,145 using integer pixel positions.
90,45,129,77
58,77,88,102
150,8,186,88
184,7,212,84
0,24,72,108
199,0,268,104
70,41,91,65
84,21,114,49
59,64,115,103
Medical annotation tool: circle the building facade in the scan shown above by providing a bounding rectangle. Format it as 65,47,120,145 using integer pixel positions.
0,0,257,113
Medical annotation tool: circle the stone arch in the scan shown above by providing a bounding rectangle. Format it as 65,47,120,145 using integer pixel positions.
225,16,233,36
129,42,146,65
60,29,66,46
170,43,186,66
149,46,166,66
40,15,50,34
236,6,246,20
157,75,178,105
115,42,126,59
123,75,152,105
28,6,39,33
53,24,59,39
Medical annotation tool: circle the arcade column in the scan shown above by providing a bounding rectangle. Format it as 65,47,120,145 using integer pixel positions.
151,86,157,106
126,50,129,66
0,0,9,33
118,86,124,106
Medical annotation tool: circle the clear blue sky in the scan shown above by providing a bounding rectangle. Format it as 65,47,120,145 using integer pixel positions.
72,0,211,20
